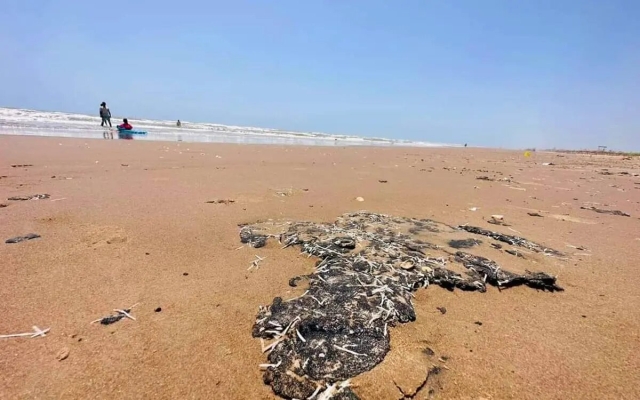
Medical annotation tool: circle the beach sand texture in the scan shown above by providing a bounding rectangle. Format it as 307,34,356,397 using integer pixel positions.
1,135,639,399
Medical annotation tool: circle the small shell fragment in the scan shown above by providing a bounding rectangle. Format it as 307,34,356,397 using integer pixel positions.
400,261,414,270
56,347,70,361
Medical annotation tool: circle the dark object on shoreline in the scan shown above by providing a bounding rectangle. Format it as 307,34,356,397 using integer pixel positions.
5,233,41,244
155,307,162,313
448,238,481,249
474,321,483,326
98,309,131,325
8,194,50,201
505,249,525,258
243,212,562,399
423,347,435,356
476,176,494,181
455,252,562,291
11,164,33,168
458,225,563,256
0,203,8,208
183,272,189,276
239,227,268,248
288,276,305,287
580,206,630,217
527,212,544,217
378,180,388,183
436,307,447,314
206,199,235,204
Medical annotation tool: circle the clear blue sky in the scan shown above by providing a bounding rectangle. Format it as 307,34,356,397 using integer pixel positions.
1,0,638,149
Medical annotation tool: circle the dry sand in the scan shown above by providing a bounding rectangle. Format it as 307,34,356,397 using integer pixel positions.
1,135,639,399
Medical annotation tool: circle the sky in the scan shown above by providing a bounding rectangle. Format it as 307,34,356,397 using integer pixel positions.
1,0,638,150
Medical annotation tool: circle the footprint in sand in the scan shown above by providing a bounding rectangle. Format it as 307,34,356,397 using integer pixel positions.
83,226,128,248
549,214,597,224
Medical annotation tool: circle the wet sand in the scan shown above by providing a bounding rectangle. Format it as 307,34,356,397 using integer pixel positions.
1,135,639,399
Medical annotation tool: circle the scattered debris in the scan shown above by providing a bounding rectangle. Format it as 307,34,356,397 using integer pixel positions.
0,326,50,339
11,164,33,168
155,307,162,313
580,206,630,217
459,225,563,256
455,252,562,291
183,272,189,276
505,249,524,258
541,162,555,166
206,199,235,205
490,243,503,250
275,188,294,197
436,307,447,315
488,215,509,226
474,321,483,326
239,226,269,248
423,347,435,356
527,212,544,217
378,180,388,183
7,194,50,201
448,238,481,249
56,347,70,361
476,176,494,181
468,207,478,211
91,304,138,325
0,203,8,208
5,233,41,244
355,197,365,202
243,212,562,399
248,255,267,271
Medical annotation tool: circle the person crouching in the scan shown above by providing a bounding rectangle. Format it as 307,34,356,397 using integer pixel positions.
118,118,133,130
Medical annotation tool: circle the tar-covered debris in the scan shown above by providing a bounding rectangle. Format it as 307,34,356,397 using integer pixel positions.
241,212,563,399
458,225,564,256
448,238,482,249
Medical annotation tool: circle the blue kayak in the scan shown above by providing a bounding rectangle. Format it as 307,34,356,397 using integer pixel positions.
117,127,147,135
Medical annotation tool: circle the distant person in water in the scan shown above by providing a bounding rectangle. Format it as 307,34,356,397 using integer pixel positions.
176,120,182,127
118,118,133,130
100,102,112,127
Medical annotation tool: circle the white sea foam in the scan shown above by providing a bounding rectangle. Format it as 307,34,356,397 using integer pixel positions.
0,107,455,147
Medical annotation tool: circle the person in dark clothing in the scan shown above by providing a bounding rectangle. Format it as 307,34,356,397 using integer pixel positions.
100,102,112,127
118,118,133,130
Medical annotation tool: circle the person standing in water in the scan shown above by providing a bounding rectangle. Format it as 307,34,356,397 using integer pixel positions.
100,102,112,127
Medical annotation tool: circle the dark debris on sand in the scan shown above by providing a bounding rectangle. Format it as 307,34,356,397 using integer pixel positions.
7,194,50,201
240,212,563,399
97,309,132,325
448,238,482,249
239,227,269,248
206,199,235,205
5,233,41,244
580,206,630,217
458,225,564,256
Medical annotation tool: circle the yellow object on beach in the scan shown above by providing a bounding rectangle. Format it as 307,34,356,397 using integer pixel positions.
524,151,531,157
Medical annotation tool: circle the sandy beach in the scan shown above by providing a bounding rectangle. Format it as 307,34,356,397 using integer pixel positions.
1,135,639,399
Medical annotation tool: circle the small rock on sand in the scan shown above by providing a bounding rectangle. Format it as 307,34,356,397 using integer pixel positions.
355,197,365,202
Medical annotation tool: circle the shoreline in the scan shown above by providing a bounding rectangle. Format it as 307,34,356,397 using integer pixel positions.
0,107,455,148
